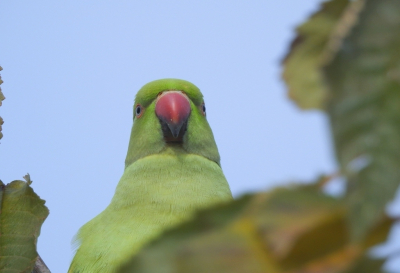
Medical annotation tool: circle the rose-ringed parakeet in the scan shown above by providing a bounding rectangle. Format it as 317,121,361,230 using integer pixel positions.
69,79,232,272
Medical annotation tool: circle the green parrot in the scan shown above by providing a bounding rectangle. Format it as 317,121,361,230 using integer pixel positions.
69,79,232,272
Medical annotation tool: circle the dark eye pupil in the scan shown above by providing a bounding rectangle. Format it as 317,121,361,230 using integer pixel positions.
202,104,206,113
136,106,141,115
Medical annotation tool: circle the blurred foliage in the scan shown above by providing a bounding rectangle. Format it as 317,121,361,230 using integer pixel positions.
282,0,351,109
0,174,49,272
0,66,4,140
119,185,392,273
325,0,400,242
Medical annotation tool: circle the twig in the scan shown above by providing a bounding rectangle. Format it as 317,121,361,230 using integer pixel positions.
32,255,51,273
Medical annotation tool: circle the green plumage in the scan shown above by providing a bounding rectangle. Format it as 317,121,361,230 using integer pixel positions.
69,79,232,272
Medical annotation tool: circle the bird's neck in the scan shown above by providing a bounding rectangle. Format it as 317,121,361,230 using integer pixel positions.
110,149,231,217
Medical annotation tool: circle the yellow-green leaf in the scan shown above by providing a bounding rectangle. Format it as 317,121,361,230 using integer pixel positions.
282,0,365,109
0,177,49,272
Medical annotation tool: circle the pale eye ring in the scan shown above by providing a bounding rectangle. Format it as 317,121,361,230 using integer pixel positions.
135,104,144,118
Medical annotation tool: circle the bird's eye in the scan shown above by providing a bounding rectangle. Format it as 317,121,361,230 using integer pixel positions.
135,104,144,118
201,102,206,116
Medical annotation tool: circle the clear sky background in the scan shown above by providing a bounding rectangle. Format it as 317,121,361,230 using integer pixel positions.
1,1,399,272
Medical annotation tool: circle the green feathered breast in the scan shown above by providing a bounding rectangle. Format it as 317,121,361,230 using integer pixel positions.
69,79,232,273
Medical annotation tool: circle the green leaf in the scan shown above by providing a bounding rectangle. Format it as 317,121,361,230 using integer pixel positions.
118,184,391,273
0,66,4,140
0,176,49,272
0,117,3,141
324,0,400,241
282,0,352,109
344,255,387,273
281,0,366,110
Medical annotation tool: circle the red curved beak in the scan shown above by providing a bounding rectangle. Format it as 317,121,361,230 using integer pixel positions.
155,91,191,139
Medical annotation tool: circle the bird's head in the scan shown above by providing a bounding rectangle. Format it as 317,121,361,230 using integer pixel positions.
124,79,220,168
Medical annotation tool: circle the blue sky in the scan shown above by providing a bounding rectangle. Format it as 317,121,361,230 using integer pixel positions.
1,1,398,272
